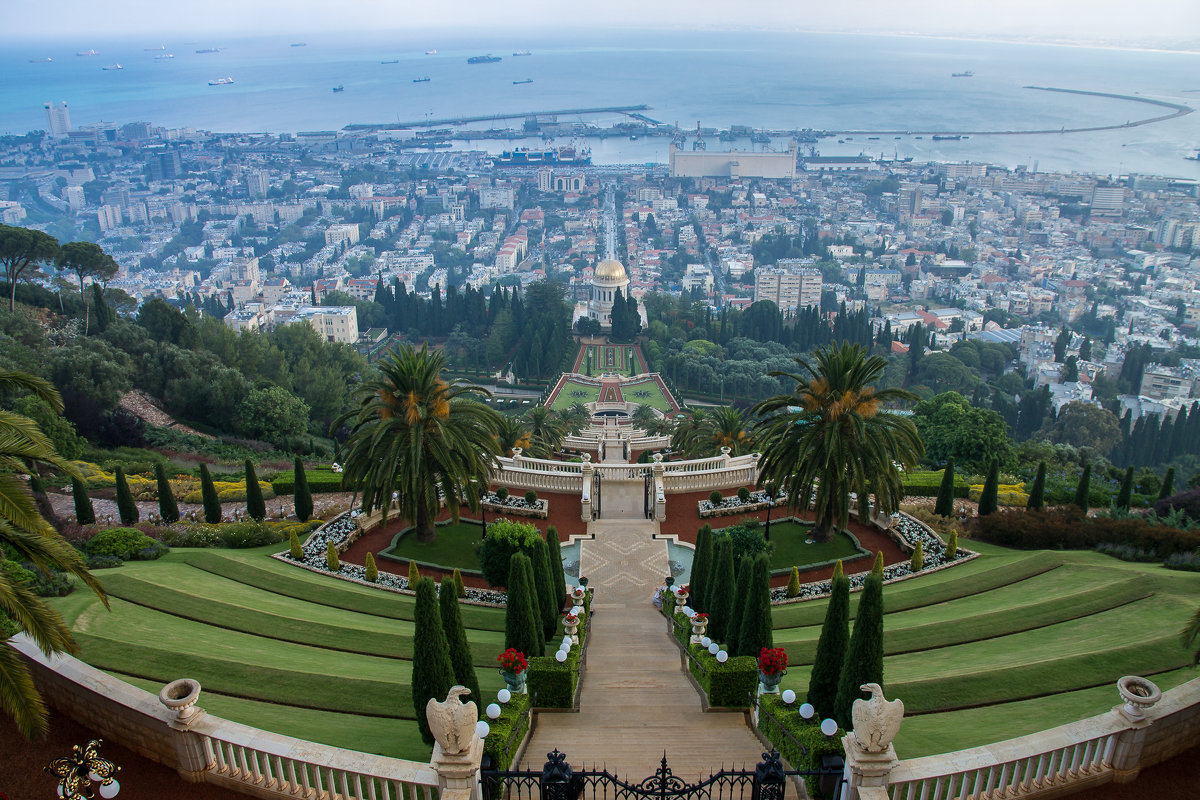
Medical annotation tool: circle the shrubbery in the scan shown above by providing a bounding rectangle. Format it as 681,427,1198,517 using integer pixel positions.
975,507,1200,557
478,518,544,588
757,695,845,799
86,527,167,562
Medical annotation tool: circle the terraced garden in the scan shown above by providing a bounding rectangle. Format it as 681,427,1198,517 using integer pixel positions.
46,545,514,761
772,541,1200,757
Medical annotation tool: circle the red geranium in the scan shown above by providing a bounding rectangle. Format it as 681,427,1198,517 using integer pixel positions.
691,612,709,620
758,647,788,676
497,648,528,673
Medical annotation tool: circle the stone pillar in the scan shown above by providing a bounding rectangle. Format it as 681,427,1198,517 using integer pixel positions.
1110,676,1163,783
159,679,214,782
580,455,594,522
840,735,898,800
720,446,732,467
431,736,485,800
652,453,667,522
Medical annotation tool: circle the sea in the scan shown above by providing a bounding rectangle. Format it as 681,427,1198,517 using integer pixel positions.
3,28,1200,179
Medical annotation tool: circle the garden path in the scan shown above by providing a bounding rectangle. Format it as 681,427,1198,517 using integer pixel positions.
519,519,772,783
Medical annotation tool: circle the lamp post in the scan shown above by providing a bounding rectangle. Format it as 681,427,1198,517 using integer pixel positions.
45,739,120,799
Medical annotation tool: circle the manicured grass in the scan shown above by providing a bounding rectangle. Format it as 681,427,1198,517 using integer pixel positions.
622,377,673,411
383,520,484,571
754,524,866,573
550,378,601,410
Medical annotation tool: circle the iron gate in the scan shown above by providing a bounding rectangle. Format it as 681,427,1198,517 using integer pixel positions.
592,472,602,520
483,749,845,800
644,471,654,520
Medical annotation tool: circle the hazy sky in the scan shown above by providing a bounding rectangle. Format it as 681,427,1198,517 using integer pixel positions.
5,0,1199,43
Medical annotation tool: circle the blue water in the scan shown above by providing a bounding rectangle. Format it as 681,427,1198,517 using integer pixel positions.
4,29,1199,177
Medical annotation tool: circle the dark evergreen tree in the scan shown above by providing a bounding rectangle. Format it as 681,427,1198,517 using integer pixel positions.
934,459,955,518
293,456,313,522
737,553,773,659
72,476,95,525
504,553,541,658
1160,468,1176,501
834,553,885,729
706,536,736,643
807,561,849,720
545,525,567,614
199,463,221,524
412,578,455,744
1116,466,1134,510
978,460,1000,516
1027,461,1046,511
531,538,559,639
1074,462,1092,511
727,556,753,656
114,466,138,525
245,459,266,521
439,576,481,704
690,525,714,612
155,462,180,523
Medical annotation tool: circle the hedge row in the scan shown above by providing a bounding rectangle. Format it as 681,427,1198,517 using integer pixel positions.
757,695,846,800
672,611,757,707
527,605,588,708
902,470,969,499
974,507,1200,557
270,470,351,496
483,692,530,780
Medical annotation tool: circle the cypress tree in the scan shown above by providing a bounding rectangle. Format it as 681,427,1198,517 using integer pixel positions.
545,526,567,613
531,538,558,639
911,540,923,572
72,476,95,525
835,553,885,729
707,536,736,643
1116,466,1134,510
245,459,266,521
934,459,955,518
294,456,313,522
453,568,466,598
114,467,139,526
504,553,541,658
288,530,303,560
807,561,850,721
408,559,421,585
1159,468,1176,501
1027,462,1046,511
978,460,999,516
155,463,180,523
364,552,378,582
440,576,481,703
524,555,546,655
946,529,958,559
326,541,340,571
1074,462,1092,511
737,553,773,659
412,578,455,744
727,556,754,656
786,566,801,598
199,463,221,524
690,525,714,612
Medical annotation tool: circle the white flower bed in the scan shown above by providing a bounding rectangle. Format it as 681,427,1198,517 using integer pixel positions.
768,511,975,604
281,510,507,606
484,492,549,519
698,490,788,518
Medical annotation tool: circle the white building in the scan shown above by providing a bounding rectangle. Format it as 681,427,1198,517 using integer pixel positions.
754,266,822,310
44,102,71,138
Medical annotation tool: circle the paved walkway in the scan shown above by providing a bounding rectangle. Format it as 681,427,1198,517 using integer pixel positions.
520,520,769,782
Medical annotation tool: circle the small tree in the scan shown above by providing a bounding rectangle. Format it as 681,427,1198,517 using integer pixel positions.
834,553,885,729
326,541,340,571
946,528,958,559
504,553,542,658
114,467,139,526
71,476,95,525
244,460,266,521
545,526,566,611
288,530,303,560
364,552,378,582
1074,462,1092,511
155,463,180,523
440,576,481,703
1026,461,1046,512
294,456,313,522
412,578,455,744
934,459,955,518
807,560,849,720
786,566,800,598
524,490,538,506
978,461,1000,516
910,540,923,572
727,556,754,656
706,536,736,643
1116,466,1134,510
737,487,751,503
453,568,466,598
496,487,509,502
1159,468,1176,501
709,490,723,506
531,537,558,639
690,525,714,612
199,463,221,524
408,559,421,586
737,553,773,659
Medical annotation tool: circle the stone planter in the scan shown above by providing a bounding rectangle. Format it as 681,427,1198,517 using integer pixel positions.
758,670,785,695
689,617,708,646
564,619,580,644
1117,675,1162,722
675,590,689,607
499,669,527,694
159,678,204,729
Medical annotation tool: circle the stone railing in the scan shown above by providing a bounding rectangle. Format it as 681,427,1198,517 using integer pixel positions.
492,449,584,493
563,434,601,450
629,435,671,450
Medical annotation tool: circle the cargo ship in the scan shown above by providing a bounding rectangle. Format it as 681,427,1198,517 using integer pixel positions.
77,50,99,56
951,70,974,78
102,63,123,70
932,134,962,140
468,54,501,64
332,85,344,92
208,76,234,85
493,145,592,166
413,76,431,82
290,42,307,47
513,51,532,56
196,48,220,54
512,78,533,85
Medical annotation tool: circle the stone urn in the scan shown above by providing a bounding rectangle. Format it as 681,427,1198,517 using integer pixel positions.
563,615,580,644
689,614,709,645
571,587,587,606
675,588,689,608
499,669,527,694
159,678,204,729
758,670,785,695
1117,675,1162,722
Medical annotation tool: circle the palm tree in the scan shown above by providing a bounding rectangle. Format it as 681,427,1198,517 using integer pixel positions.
670,408,710,456
335,344,503,543
1,369,106,739
671,407,754,458
751,342,923,541
495,414,532,457
560,402,590,436
631,403,659,432
523,406,567,458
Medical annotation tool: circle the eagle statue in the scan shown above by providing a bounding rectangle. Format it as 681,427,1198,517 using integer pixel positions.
851,683,904,753
426,686,478,755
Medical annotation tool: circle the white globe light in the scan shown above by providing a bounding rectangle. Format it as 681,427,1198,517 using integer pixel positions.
90,772,103,782
716,650,728,663
820,718,838,737
701,636,711,647
99,780,120,799
486,703,501,720
476,720,491,739
58,788,66,799
799,702,815,719
682,606,693,617
497,689,512,704
555,649,567,662
708,642,720,655
571,605,584,616
781,689,796,705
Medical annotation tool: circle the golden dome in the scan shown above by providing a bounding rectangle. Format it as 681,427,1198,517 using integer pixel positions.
595,258,627,281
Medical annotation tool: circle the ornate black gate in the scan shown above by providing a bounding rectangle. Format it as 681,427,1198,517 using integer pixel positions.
483,749,845,800
644,471,654,520
592,472,602,520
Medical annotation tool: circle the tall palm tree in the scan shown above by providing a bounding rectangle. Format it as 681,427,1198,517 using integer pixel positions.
523,406,566,457
671,407,754,458
335,344,503,543
560,402,590,436
495,414,532,457
631,403,659,432
1,369,106,739
751,342,923,541
670,408,709,456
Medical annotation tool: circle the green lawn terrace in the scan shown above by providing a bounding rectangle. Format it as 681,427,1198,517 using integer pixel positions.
571,343,648,377
547,373,679,414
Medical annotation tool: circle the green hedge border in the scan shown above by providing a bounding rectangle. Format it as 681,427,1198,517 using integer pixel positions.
528,592,591,709
376,518,487,576
755,694,846,800
708,517,872,577
668,609,757,708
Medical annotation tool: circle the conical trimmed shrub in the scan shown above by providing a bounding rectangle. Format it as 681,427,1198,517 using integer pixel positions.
934,459,955,518
1027,462,1046,511
690,525,714,612
532,538,558,639
786,566,800,598
707,536,735,643
1074,462,1092,511
408,559,420,586
453,568,466,598
911,541,923,572
365,552,378,582
524,555,546,655
245,459,266,521
114,467,138,526
326,542,340,571
947,529,958,559
545,526,566,612
294,456,313,522
1116,466,1134,510
412,577,455,744
505,553,541,657
155,463,180,523
727,556,753,656
807,560,849,720
289,530,303,560
72,476,95,525
978,461,999,516
834,553,885,729
1159,468,1176,501
737,553,773,659
199,463,221,523
440,576,481,703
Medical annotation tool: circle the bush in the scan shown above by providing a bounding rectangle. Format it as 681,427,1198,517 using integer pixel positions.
685,643,756,707
710,490,724,506
482,693,530,779
72,476,95,525
504,553,542,658
527,648,580,708
715,520,773,563
293,457,313,523
478,518,544,588
214,521,285,548
911,540,923,572
289,530,303,560
114,467,139,526
1164,551,1200,572
86,527,164,561
737,487,751,503
902,469,969,499
271,469,346,496
365,552,378,582
786,566,801,598
31,569,75,597
155,463,180,523
975,506,1200,557
199,463,222,524
408,559,420,585
245,459,266,521
453,568,466,598
326,542,340,571
1155,488,1200,525
496,487,509,502
757,695,845,799
86,554,123,570
946,529,958,559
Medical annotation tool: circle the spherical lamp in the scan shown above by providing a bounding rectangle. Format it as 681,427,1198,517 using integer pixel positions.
781,689,796,705
716,650,728,663
799,703,815,720
476,721,491,739
497,689,512,704
486,703,501,720
820,718,838,737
